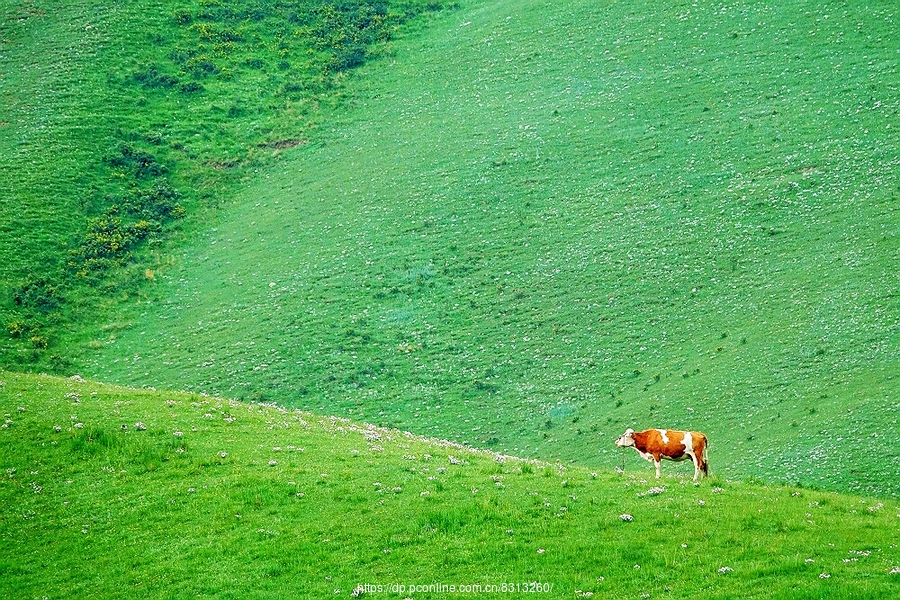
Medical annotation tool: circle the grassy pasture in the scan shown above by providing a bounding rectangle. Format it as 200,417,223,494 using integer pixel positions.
1,0,449,364
2,370,899,599
52,0,900,496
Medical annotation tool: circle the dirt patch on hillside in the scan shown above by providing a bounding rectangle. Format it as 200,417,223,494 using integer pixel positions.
259,139,308,150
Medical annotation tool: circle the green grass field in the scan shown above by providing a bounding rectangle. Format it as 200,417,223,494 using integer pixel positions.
2,370,899,599
22,0,894,496
2,0,900,595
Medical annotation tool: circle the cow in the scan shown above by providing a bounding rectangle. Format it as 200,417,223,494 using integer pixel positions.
614,428,709,481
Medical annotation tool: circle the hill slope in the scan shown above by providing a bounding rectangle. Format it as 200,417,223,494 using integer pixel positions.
57,0,900,496
2,370,899,599
1,0,452,363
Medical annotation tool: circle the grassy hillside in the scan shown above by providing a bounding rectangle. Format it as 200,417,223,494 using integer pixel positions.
1,0,451,363
3,0,899,499
51,0,900,497
2,370,899,599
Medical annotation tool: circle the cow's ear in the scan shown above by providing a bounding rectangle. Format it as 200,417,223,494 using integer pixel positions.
625,428,634,435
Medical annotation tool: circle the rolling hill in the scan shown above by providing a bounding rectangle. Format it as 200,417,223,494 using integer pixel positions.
2,370,899,598
1,0,898,500
55,0,900,497
6,1,900,598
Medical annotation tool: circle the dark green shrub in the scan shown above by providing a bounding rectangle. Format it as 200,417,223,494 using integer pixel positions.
105,145,167,178
173,9,193,25
133,64,179,88
13,279,62,313
145,130,165,145
76,216,158,263
7,321,29,338
333,45,367,71
186,57,218,76
180,81,205,93
129,181,184,221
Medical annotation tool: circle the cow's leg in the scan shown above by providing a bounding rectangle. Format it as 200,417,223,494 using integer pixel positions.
654,457,662,478
690,454,700,481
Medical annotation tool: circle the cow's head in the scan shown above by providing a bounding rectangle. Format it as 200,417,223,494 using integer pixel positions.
615,429,636,448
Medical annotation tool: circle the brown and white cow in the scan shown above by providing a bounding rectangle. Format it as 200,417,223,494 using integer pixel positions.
615,428,709,481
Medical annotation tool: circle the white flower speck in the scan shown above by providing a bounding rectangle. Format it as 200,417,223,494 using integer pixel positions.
619,514,634,522
819,573,831,579
718,566,734,574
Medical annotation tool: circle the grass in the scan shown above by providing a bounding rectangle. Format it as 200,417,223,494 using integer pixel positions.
33,0,897,497
1,8,899,593
2,0,898,596
1,0,451,364
2,370,899,599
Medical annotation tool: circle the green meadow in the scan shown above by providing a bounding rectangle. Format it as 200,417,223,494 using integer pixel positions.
2,370,899,599
1,0,900,595
23,0,895,495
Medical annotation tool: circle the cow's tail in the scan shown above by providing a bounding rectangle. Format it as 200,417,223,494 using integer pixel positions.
701,435,710,476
